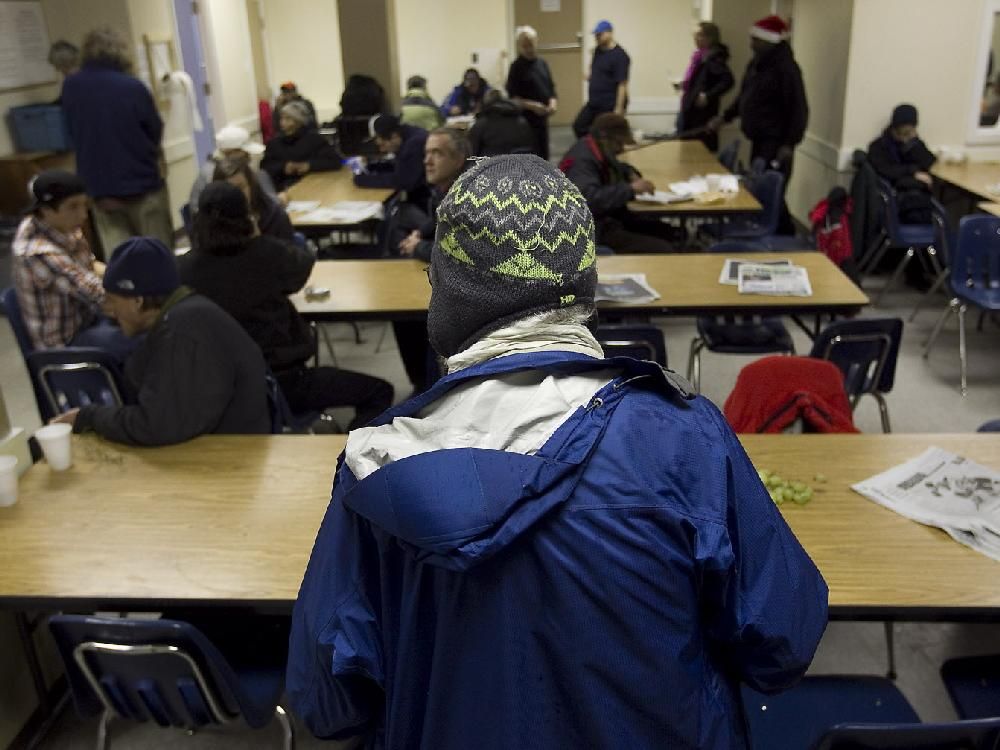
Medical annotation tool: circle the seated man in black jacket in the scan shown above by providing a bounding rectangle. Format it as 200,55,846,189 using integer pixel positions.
261,101,342,192
559,113,677,253
179,183,393,430
867,103,937,224
51,237,271,444
354,114,430,206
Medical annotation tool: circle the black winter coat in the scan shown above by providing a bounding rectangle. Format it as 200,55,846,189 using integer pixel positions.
354,124,430,206
559,135,639,227
867,130,937,193
679,44,735,132
724,42,808,147
178,236,316,372
261,128,342,192
74,290,270,444
468,99,536,157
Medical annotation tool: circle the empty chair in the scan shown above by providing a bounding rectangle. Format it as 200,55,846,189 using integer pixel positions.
717,169,785,240
941,653,1000,720
978,419,1000,432
49,615,294,750
28,348,126,422
814,718,1000,750
741,675,920,750
858,180,947,306
809,318,903,433
923,214,1000,396
595,323,667,365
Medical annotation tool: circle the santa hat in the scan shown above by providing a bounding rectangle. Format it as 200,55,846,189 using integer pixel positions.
750,15,789,43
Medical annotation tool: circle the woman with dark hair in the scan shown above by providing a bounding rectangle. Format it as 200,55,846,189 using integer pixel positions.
675,21,734,152
178,182,393,430
212,155,294,242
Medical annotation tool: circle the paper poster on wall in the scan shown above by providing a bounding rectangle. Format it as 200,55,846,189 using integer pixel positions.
541,0,560,11
0,1,56,90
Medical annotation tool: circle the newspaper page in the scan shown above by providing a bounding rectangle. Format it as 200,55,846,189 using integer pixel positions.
853,447,1000,561
737,263,813,297
633,190,692,205
719,258,792,285
595,274,660,304
298,201,383,224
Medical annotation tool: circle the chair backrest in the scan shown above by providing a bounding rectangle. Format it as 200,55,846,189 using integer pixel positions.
809,318,903,396
48,615,243,728
334,114,378,157
951,214,1000,294
814,717,1000,749
718,139,741,173
744,170,784,235
1,286,35,358
878,179,949,248
265,371,292,433
180,203,193,236
26,348,126,422
595,324,667,366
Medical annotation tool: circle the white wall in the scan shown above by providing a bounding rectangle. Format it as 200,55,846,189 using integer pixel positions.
202,0,259,131
260,0,345,122
393,0,509,105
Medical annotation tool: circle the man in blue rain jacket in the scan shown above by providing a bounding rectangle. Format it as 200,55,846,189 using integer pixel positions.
288,154,829,749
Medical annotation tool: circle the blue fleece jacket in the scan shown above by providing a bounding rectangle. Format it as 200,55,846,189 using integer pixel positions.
61,63,164,198
288,352,829,749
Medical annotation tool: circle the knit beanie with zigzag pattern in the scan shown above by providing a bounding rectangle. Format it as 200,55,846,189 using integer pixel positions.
427,154,597,357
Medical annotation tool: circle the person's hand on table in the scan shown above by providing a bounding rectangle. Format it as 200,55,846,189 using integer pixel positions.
50,408,79,426
277,191,290,206
631,178,656,196
398,230,421,257
92,260,106,277
449,105,462,116
285,161,310,176
915,171,933,187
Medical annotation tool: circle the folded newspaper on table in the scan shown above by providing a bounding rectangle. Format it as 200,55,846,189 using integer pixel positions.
633,190,692,204
737,263,813,296
595,274,660,304
852,447,1000,561
719,258,792,285
297,201,383,224
668,174,740,197
286,200,321,213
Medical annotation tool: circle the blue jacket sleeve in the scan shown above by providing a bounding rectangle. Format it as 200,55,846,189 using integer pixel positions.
288,462,384,740
699,408,829,693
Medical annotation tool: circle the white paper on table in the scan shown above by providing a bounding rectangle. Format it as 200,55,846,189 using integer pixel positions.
668,178,709,197
717,175,740,193
298,201,383,223
594,273,660,304
719,258,792,285
286,201,321,213
634,190,693,204
737,263,812,296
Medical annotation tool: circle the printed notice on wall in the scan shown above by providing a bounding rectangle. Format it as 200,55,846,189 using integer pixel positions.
0,1,55,90
541,0,561,11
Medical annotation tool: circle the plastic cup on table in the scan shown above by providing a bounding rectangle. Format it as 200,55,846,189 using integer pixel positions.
34,423,73,471
0,455,18,507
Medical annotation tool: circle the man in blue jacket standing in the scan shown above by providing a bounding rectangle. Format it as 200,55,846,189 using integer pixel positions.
288,154,828,749
61,27,173,255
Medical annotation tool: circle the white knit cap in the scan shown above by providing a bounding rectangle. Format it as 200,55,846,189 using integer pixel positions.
214,125,265,156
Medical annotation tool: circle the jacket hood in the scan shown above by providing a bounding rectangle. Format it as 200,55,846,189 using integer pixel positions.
481,99,522,118
336,352,694,572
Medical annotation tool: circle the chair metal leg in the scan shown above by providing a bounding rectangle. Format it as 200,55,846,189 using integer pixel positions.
923,298,958,354
872,392,892,433
859,235,890,277
884,621,897,680
96,709,112,750
351,322,363,344
958,302,969,397
686,338,703,394
275,705,295,750
318,325,337,366
374,322,390,354
908,268,949,322
874,247,914,306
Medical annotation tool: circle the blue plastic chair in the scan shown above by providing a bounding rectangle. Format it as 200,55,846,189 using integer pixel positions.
815,718,1000,749
923,214,1000,395
809,318,903,433
978,419,1000,432
941,653,1000,720
719,169,784,240
264,371,332,434
49,615,293,749
859,181,947,306
686,243,795,393
595,324,667,366
718,138,742,173
742,676,920,750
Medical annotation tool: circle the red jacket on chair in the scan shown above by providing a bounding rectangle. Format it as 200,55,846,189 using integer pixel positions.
724,355,859,433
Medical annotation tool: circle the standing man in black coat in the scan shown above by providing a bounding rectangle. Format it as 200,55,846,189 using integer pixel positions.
506,25,558,160
709,15,808,234
676,22,734,152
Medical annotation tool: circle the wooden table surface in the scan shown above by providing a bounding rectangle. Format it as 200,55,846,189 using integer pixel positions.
286,171,394,227
293,252,868,320
978,201,1000,217
2,433,999,617
621,140,761,214
932,161,1000,202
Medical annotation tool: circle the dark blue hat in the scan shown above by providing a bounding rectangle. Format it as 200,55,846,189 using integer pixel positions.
891,103,918,128
103,237,180,297
592,19,613,35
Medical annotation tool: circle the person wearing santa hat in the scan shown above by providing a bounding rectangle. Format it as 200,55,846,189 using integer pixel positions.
709,14,807,234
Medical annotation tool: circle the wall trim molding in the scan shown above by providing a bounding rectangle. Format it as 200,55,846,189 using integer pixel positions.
230,113,261,137
163,135,195,164
628,96,680,116
798,131,854,172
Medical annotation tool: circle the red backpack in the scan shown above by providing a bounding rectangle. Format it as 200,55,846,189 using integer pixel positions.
809,187,853,266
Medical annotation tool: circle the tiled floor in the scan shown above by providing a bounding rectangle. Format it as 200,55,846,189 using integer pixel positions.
3,170,1000,747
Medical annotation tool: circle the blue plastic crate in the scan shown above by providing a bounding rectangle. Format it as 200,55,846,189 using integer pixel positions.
8,104,72,153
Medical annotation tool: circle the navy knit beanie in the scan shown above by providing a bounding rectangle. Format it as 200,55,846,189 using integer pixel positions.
103,237,179,297
427,154,597,358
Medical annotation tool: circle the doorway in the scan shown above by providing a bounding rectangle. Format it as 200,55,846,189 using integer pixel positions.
172,0,215,164
512,0,583,127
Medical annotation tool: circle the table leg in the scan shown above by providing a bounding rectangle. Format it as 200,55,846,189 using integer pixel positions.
15,611,51,714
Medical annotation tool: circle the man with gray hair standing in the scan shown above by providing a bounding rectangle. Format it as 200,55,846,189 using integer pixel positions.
506,25,557,159
288,154,828,748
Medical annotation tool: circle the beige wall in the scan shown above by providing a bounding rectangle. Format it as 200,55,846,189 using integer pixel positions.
785,0,854,223
261,0,345,123
393,0,508,105
202,0,259,130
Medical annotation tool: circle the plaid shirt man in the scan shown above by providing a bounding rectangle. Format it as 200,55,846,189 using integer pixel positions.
12,215,104,350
